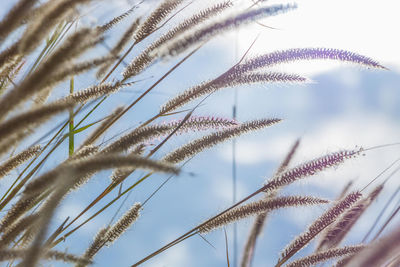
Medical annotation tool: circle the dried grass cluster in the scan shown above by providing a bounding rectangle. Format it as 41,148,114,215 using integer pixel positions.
0,0,395,266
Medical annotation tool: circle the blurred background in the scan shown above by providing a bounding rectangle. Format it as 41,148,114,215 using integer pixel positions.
1,0,399,266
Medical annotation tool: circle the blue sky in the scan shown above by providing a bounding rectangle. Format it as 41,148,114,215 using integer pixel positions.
1,0,399,266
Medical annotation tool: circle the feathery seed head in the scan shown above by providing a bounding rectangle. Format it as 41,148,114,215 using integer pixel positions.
317,199,367,251
104,203,142,245
104,116,238,154
236,48,386,74
165,116,239,133
279,191,362,265
0,195,38,234
66,82,126,104
263,148,363,194
82,226,110,261
123,1,233,79
199,196,329,234
157,4,297,58
0,145,41,179
317,183,384,251
285,245,364,267
71,145,100,161
0,248,92,264
0,100,74,156
160,71,305,114
97,5,138,33
163,118,281,163
24,154,179,195
134,0,184,43
98,18,141,78
0,214,39,248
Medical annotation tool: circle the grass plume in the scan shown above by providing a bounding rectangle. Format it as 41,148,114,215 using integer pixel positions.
199,196,329,234
285,245,364,267
0,145,41,179
277,191,362,266
0,0,391,266
163,118,281,163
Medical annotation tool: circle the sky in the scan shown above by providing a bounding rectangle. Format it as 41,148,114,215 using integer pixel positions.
68,1,399,266
1,0,400,266
233,0,400,73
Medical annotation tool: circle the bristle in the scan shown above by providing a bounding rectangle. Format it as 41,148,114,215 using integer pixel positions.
82,227,110,263
160,72,306,114
165,116,239,133
275,139,301,175
0,145,41,179
285,245,364,267
134,0,184,43
104,202,141,244
232,72,308,85
0,44,19,72
78,204,140,266
343,226,400,266
97,18,141,78
103,124,172,153
316,184,383,251
122,52,153,80
65,82,126,104
262,148,363,194
163,118,281,163
236,48,387,74
367,184,384,202
0,214,39,248
97,5,138,33
199,196,328,234
0,195,38,234
104,116,238,154
46,250,92,265
278,192,362,266
335,253,355,267
158,4,297,58
35,56,114,104
21,174,74,267
0,248,91,264
109,167,134,185
0,0,36,41
18,0,92,54
131,144,147,155
0,56,22,89
152,1,233,51
0,28,103,120
123,1,233,78
23,154,179,195
317,200,366,251
0,101,74,155
70,145,100,161
109,146,146,184
0,131,33,159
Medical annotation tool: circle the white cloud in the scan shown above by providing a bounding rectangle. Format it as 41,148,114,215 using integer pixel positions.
210,174,250,202
213,0,400,75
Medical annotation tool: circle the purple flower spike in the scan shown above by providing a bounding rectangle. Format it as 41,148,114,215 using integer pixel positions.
238,48,387,73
